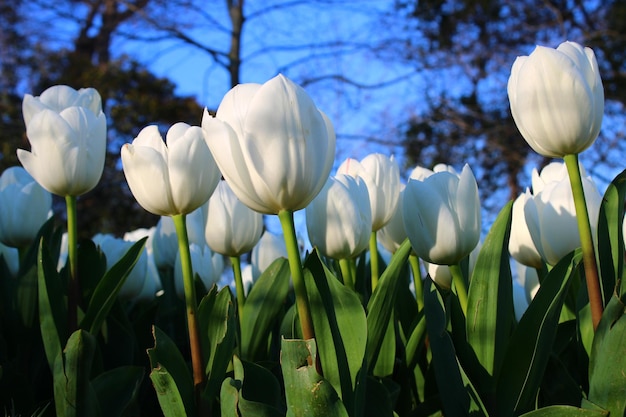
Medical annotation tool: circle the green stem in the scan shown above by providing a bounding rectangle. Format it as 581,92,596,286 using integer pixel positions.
65,195,79,332
369,231,380,291
449,263,468,316
564,153,603,331
278,210,315,341
172,214,206,395
230,255,245,327
339,258,354,290
409,254,424,311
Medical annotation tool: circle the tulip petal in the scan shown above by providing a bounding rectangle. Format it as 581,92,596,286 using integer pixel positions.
168,127,219,214
121,143,175,216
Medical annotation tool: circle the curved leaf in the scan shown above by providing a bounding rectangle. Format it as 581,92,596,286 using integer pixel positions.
496,250,582,416
240,258,291,360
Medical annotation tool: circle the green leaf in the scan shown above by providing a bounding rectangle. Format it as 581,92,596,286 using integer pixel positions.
466,201,514,380
198,285,236,406
281,338,349,417
150,367,188,417
240,258,291,360
423,279,489,417
219,355,284,417
587,294,626,416
148,326,194,417
52,329,98,417
77,239,107,304
38,236,68,371
496,250,581,416
596,169,626,299
80,237,146,335
303,250,367,414
366,238,412,370
91,366,144,417
518,405,608,417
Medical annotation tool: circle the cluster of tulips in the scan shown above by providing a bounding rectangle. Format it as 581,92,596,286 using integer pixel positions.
0,40,624,417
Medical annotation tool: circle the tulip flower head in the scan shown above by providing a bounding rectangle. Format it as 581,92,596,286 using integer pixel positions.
201,74,336,214
121,123,221,217
0,166,52,248
306,174,372,259
337,153,401,232
205,180,264,257
403,164,481,265
18,85,107,196
523,165,602,266
152,206,208,269
508,41,604,158
174,244,223,297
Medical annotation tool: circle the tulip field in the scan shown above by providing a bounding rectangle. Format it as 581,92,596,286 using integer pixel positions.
0,41,625,417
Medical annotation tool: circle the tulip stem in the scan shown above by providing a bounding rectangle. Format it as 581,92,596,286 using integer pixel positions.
339,258,355,290
564,153,603,331
278,210,315,341
230,255,245,327
449,263,468,315
65,195,79,332
369,231,380,291
172,214,206,398
409,254,424,311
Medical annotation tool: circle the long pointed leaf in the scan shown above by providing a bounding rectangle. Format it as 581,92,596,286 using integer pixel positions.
240,258,290,360
496,250,581,416
304,250,367,414
81,237,146,335
466,201,514,380
366,238,412,369
423,279,488,417
38,237,68,371
596,169,626,299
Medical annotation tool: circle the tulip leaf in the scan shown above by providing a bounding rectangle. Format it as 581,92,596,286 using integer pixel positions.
366,238,412,370
423,278,489,416
518,405,608,417
466,201,513,380
148,326,194,417
198,285,236,406
587,293,626,416
38,236,68,372
80,237,147,335
596,168,626,299
91,366,144,417
52,329,98,417
303,249,367,414
240,257,291,361
280,338,349,417
496,250,581,416
219,355,284,417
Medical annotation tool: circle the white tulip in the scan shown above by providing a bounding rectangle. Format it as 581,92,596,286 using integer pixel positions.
201,74,335,214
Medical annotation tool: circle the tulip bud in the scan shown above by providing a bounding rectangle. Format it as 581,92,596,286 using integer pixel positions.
508,41,604,158
0,166,52,247
403,164,481,265
205,180,264,257
121,123,221,217
306,174,372,259
18,85,107,196
509,189,543,269
250,231,288,281
337,153,401,231
524,166,602,266
201,74,336,214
